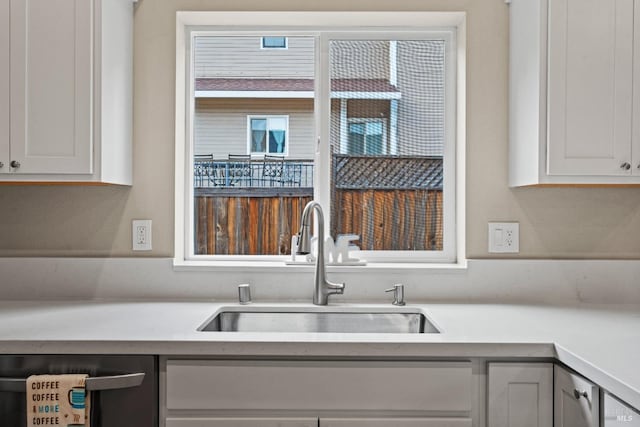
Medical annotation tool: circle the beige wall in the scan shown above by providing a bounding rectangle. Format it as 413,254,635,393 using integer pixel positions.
1,0,640,259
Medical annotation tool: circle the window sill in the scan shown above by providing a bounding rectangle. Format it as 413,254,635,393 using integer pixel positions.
173,258,468,273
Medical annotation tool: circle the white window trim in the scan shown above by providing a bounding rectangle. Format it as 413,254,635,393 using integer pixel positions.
246,115,290,156
261,36,288,49
175,11,467,268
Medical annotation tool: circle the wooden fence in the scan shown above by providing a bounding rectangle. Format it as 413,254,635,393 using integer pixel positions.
331,189,443,251
195,194,313,255
195,189,442,255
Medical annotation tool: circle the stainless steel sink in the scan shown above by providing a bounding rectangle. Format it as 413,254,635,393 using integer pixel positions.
198,308,440,334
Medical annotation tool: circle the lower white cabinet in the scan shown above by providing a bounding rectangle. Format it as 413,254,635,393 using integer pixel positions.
487,363,553,427
164,360,473,427
554,365,599,427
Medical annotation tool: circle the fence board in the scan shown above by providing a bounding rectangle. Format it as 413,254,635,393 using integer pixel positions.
248,198,259,255
361,190,374,250
196,197,208,254
206,197,215,254
395,191,405,250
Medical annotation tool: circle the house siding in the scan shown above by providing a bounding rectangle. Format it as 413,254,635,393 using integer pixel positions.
330,40,389,80
395,40,445,157
194,98,315,159
194,36,315,79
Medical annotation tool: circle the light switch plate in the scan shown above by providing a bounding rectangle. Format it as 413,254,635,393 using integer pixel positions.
132,220,152,251
488,222,519,253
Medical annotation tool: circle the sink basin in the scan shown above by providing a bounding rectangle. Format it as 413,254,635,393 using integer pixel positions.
199,308,440,334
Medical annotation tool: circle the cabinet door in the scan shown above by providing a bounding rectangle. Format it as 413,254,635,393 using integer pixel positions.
554,365,599,427
321,418,471,427
547,0,635,176
166,419,318,427
0,0,8,173
487,363,553,427
603,393,640,427
633,0,640,172
9,0,93,174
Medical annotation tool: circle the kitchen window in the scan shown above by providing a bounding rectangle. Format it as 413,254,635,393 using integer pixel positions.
175,12,465,266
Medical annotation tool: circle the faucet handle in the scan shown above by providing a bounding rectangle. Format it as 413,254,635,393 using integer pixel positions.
385,284,406,306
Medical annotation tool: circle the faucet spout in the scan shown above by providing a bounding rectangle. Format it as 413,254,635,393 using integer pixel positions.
296,201,345,305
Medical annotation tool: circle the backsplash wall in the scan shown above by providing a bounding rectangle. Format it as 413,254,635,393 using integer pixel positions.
1,0,640,259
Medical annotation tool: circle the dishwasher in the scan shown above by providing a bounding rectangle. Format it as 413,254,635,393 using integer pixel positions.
0,355,158,427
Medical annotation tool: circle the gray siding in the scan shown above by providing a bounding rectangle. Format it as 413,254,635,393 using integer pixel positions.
330,40,389,80
194,98,315,159
395,40,445,157
194,36,315,79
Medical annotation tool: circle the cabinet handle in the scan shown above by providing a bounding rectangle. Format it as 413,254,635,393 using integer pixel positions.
10,160,20,169
573,389,588,400
620,162,631,170
0,373,145,392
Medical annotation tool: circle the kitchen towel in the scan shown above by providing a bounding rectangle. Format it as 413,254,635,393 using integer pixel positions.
26,374,91,427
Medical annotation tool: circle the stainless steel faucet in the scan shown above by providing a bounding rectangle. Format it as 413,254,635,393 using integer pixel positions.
296,201,345,305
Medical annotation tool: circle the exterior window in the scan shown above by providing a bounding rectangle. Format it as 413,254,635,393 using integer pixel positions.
249,116,288,155
261,36,287,49
347,120,387,155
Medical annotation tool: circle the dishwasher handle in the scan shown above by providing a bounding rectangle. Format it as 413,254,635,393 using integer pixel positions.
0,372,145,392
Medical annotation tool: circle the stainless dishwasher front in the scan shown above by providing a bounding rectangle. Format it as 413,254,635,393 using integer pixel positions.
0,355,158,427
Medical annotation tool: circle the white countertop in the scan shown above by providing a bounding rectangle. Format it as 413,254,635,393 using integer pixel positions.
0,301,638,409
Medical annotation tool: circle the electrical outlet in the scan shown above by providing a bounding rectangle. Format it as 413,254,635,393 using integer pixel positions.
132,220,152,251
488,222,519,253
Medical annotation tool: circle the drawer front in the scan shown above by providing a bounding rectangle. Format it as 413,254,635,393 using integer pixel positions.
167,418,318,427
166,360,472,412
321,418,472,427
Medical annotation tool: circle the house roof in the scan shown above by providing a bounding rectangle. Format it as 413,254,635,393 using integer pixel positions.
333,155,443,190
195,78,401,99
196,78,314,92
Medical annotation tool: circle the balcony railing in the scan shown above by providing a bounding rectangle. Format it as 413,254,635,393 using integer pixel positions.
194,158,314,189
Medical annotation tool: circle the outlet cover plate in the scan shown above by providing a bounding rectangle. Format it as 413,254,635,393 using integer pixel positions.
488,222,519,253
132,220,152,251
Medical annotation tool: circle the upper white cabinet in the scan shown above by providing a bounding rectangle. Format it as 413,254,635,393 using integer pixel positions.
0,0,133,184
0,0,8,173
554,365,599,427
509,0,640,186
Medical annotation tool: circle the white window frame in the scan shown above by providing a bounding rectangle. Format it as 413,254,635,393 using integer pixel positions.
247,115,290,156
261,36,288,49
175,12,467,267
346,118,388,155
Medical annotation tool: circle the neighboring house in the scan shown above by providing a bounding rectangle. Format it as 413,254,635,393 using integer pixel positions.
193,36,445,160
